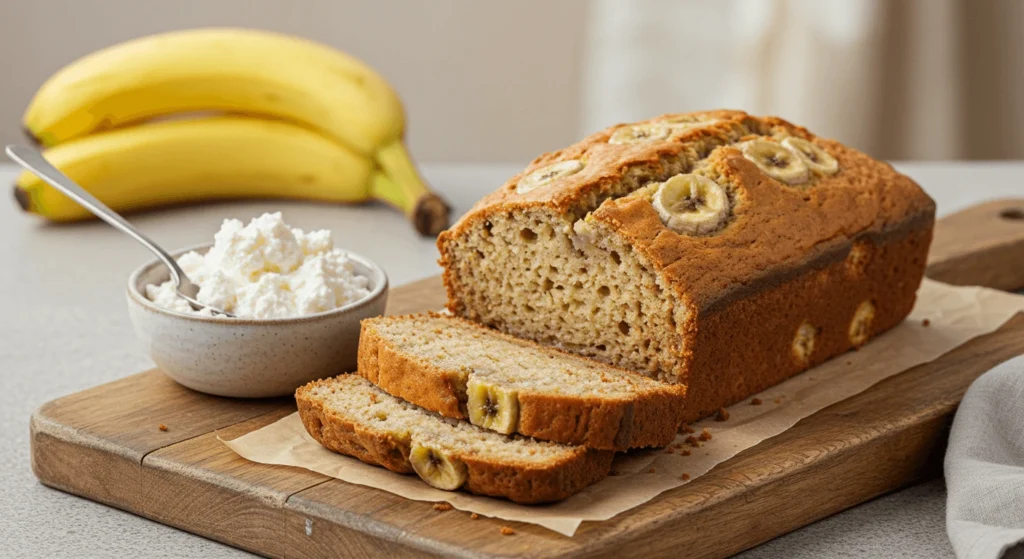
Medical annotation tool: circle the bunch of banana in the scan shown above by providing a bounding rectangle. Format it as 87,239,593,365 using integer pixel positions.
17,28,449,236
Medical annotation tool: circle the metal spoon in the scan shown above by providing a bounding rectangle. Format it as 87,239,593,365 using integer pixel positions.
5,145,234,317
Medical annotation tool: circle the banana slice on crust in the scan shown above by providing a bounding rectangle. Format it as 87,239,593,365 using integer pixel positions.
740,139,809,185
609,123,671,145
782,137,839,175
409,442,468,491
651,173,730,235
516,160,584,194
662,115,722,130
467,379,519,434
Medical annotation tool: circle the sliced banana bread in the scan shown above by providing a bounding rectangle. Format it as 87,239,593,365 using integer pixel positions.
296,374,613,504
357,313,686,450
438,110,935,422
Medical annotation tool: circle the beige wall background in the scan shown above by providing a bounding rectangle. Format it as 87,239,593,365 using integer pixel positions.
0,0,588,164
582,0,1024,162
1,0,1022,163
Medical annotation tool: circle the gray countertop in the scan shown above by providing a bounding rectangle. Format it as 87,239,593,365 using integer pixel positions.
2,161,1021,558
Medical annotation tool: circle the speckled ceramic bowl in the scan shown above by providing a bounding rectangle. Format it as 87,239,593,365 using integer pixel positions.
126,243,389,398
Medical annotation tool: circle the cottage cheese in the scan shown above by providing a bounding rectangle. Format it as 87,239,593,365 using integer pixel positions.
146,212,371,319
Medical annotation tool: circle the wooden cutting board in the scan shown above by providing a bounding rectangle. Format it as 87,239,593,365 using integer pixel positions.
31,199,1024,559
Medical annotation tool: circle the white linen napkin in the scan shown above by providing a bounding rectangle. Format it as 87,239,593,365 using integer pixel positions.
946,354,1024,559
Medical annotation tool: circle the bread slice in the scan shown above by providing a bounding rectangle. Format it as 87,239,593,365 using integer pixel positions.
357,313,687,450
296,374,613,504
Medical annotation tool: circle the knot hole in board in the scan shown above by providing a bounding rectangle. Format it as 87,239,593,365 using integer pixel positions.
999,207,1024,221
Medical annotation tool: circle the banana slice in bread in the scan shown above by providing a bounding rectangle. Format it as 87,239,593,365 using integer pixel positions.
409,443,468,491
466,379,520,435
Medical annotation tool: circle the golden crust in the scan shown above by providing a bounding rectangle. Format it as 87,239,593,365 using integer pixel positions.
593,137,933,309
357,313,686,450
357,318,465,418
678,221,932,421
295,378,614,504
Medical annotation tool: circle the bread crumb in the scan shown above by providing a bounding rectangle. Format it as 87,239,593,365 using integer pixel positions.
716,407,730,421
685,435,701,447
750,398,762,406
680,473,690,481
774,397,783,404
681,449,692,456
500,526,515,536
922,318,931,327
664,448,674,454
649,467,656,473
158,424,168,431
470,513,480,520
433,503,453,512
679,424,696,434
847,360,853,365
698,428,713,442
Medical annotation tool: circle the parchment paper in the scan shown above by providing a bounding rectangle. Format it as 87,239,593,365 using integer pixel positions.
223,279,1024,536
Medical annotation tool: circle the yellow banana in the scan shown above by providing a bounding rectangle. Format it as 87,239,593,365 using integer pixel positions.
22,28,448,234
24,28,401,155
14,116,401,221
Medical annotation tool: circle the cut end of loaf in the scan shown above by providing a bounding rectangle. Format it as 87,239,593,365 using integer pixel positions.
440,208,689,383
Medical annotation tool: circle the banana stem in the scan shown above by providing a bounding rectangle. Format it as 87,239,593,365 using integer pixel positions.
12,186,35,213
373,140,450,236
367,171,407,211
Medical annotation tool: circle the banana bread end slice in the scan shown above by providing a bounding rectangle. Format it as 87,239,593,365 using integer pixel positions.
296,374,614,504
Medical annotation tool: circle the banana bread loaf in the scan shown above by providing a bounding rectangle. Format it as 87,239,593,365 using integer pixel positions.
357,312,686,450
296,374,612,503
438,110,935,422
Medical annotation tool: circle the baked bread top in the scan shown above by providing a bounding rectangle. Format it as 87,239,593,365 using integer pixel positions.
440,110,935,310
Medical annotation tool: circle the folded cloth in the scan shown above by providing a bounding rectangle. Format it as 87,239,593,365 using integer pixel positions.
946,354,1024,559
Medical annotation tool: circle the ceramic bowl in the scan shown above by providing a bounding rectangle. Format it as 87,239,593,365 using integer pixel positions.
126,243,389,398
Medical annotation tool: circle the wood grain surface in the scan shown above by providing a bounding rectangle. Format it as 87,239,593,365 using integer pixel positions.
30,199,1024,558
927,199,1024,291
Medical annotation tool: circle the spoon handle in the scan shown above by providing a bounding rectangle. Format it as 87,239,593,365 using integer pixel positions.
5,145,191,289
